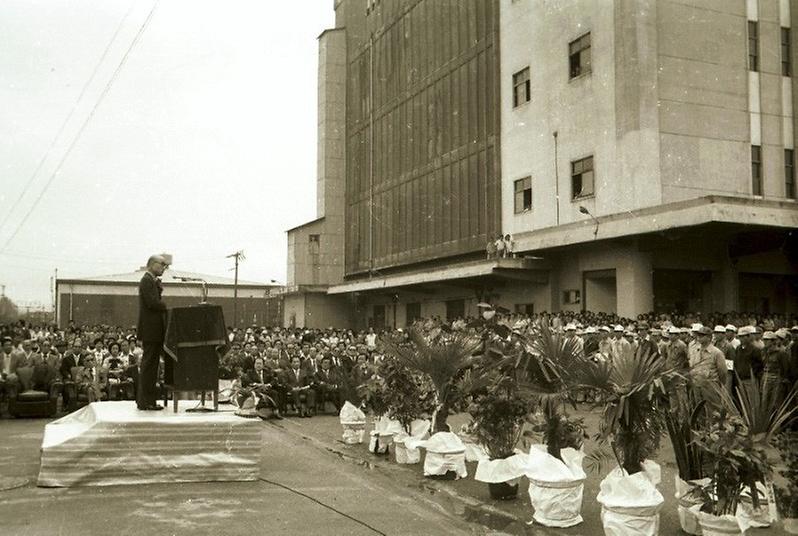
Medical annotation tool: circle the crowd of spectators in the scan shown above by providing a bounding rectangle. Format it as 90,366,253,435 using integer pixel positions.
1,308,796,418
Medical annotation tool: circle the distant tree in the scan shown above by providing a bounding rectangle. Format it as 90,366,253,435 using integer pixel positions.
0,296,19,324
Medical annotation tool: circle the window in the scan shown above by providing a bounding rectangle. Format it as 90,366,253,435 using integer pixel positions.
569,33,591,79
562,290,581,305
752,145,762,195
571,156,594,199
783,28,792,76
514,176,532,213
512,67,530,107
786,149,795,198
406,302,421,324
308,234,320,254
749,21,759,71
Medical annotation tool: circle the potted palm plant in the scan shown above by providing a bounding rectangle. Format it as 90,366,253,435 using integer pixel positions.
508,320,589,526
381,327,480,434
574,346,671,536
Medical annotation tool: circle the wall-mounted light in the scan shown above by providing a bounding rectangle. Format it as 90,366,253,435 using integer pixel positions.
579,206,599,239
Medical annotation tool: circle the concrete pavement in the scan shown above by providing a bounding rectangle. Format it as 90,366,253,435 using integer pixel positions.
0,416,482,536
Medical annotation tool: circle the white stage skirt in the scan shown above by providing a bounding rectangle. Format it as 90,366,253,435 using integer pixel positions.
38,401,262,487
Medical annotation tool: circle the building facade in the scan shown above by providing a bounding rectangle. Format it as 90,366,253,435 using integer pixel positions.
285,0,798,328
56,269,281,329
499,0,797,317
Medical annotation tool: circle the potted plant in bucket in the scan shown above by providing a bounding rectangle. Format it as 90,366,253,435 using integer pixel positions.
505,320,590,525
468,376,532,500
379,358,435,464
691,377,798,535
691,413,770,536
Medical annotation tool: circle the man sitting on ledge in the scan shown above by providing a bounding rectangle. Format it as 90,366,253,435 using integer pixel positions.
240,357,283,420
283,356,315,418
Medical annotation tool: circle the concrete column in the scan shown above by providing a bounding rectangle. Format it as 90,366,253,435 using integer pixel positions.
616,249,653,317
718,262,740,312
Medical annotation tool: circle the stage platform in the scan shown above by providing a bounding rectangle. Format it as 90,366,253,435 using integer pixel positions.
37,401,262,487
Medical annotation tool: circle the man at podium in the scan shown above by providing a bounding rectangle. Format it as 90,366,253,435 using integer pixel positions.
137,254,169,411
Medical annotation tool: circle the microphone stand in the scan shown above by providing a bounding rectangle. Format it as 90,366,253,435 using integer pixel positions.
175,277,209,304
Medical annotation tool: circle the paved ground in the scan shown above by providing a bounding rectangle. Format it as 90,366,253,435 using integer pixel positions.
0,405,787,535
0,414,480,536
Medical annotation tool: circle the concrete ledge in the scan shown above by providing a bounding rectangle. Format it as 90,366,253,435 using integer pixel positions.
513,195,798,252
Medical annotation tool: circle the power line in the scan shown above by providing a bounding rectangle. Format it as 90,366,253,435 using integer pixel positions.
0,0,137,233
0,0,160,254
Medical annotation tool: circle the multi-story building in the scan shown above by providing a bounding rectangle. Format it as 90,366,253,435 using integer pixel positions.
284,0,797,328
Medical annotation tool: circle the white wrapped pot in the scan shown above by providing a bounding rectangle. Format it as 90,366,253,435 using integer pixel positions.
393,420,430,465
475,454,527,501
597,460,664,536
339,401,366,444
695,510,744,536
369,416,404,454
341,423,365,444
524,445,586,528
419,432,467,479
675,476,709,536
394,440,422,464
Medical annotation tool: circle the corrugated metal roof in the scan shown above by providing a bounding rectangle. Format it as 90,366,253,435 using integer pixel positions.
60,269,279,287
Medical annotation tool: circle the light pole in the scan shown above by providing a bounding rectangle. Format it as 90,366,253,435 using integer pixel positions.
226,251,245,326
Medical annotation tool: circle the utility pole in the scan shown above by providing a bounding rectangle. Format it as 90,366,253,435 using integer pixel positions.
226,251,245,327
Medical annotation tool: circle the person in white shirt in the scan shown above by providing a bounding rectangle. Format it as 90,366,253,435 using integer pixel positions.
365,328,377,349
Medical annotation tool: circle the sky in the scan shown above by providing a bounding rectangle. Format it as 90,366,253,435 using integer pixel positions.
0,0,335,309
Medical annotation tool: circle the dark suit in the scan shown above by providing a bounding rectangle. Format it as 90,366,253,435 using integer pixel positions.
314,367,342,411
283,367,316,414
242,368,282,410
137,271,167,408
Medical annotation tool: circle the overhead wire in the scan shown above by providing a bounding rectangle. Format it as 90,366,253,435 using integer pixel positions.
0,0,161,254
0,0,137,233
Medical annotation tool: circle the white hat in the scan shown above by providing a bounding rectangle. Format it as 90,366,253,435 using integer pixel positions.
565,323,577,331
613,325,625,332
690,323,703,332
584,326,597,334
738,326,756,336
599,326,611,333
714,325,726,333
762,331,777,340
776,328,789,340
680,327,691,334
668,326,682,335
725,324,737,332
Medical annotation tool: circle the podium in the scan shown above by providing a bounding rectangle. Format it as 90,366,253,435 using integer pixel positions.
163,304,229,413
